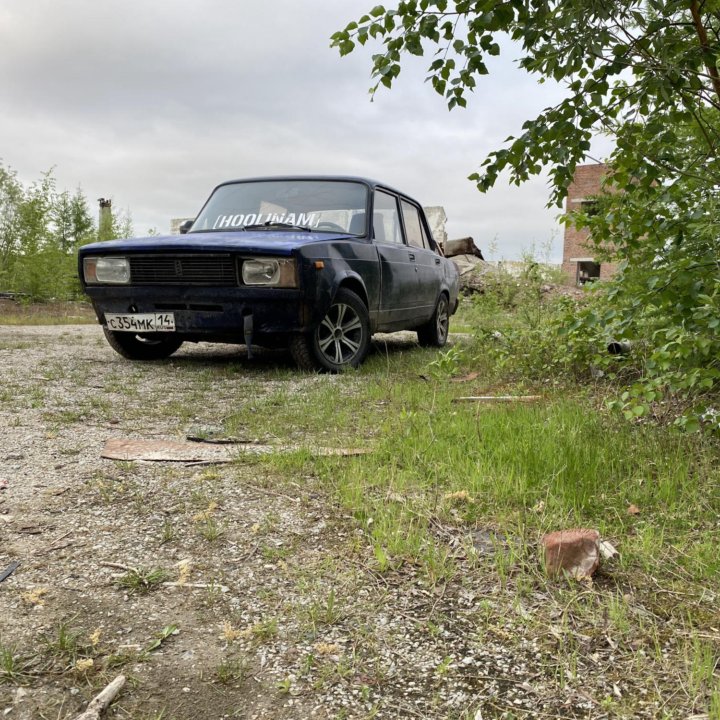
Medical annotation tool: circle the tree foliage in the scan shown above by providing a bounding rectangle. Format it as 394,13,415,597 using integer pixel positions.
332,1,720,201
0,161,133,301
333,1,720,427
566,110,720,429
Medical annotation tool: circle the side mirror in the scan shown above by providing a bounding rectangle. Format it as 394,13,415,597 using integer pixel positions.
179,220,193,235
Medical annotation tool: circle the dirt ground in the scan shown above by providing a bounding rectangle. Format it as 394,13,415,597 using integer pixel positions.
0,324,672,720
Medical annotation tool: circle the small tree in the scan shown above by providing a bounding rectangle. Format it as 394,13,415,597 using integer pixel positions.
0,163,100,300
0,163,23,285
53,188,95,253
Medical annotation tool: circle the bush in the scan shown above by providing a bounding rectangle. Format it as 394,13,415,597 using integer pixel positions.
462,258,720,431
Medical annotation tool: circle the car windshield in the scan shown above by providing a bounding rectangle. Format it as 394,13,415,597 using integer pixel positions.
190,179,369,235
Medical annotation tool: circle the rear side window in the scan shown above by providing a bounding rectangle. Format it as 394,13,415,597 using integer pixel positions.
401,200,427,249
373,191,403,244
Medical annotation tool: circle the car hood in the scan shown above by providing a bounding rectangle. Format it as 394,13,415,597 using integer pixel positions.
79,230,359,257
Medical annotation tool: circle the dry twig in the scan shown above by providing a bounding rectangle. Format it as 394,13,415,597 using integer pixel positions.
72,674,125,720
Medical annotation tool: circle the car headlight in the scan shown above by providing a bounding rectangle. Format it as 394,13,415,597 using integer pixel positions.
241,257,297,287
84,257,130,284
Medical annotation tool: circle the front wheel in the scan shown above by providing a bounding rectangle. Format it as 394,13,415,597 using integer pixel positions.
290,288,370,372
102,327,183,360
417,294,450,347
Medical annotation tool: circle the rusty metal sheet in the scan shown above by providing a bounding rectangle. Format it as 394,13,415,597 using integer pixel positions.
101,438,372,463
101,438,233,463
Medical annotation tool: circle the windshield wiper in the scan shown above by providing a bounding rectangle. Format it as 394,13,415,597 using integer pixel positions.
243,222,312,232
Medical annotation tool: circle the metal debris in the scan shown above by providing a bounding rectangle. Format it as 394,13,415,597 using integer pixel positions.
0,561,20,584
101,438,233,463
101,438,371,463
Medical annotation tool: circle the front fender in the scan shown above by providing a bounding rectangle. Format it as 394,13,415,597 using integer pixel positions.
300,268,372,330
297,243,379,331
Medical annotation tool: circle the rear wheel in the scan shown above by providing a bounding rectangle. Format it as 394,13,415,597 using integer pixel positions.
103,327,183,360
417,293,450,347
290,288,370,372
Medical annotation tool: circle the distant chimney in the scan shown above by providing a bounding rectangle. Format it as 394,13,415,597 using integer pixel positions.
98,198,112,240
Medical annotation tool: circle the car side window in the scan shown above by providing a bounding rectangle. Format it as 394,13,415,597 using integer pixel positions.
401,200,427,249
373,190,403,244
420,220,441,255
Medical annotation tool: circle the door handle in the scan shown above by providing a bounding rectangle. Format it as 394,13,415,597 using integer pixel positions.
408,253,415,261
435,258,441,265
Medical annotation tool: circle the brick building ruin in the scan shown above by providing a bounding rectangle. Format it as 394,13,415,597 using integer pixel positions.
562,163,618,284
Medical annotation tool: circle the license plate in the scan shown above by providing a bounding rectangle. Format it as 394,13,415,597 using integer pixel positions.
105,313,176,332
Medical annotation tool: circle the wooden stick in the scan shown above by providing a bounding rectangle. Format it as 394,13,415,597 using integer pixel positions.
100,562,136,572
73,674,126,720
453,395,542,403
162,581,229,592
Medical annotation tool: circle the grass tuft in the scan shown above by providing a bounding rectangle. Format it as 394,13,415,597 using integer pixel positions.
117,567,170,595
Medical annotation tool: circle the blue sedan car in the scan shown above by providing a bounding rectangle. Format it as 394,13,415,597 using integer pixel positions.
78,176,459,371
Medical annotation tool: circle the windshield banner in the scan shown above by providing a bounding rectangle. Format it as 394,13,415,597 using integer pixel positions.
212,212,320,229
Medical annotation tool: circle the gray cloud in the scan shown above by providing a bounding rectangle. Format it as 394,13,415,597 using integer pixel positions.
0,0,577,260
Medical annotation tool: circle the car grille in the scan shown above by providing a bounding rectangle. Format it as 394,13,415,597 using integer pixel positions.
129,254,237,286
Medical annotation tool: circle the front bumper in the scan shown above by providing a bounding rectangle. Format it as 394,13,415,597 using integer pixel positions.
85,285,306,341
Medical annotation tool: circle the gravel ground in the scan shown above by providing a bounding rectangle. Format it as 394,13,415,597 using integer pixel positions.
0,324,690,719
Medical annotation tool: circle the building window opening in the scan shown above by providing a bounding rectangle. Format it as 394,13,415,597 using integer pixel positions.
580,199,599,217
577,261,601,284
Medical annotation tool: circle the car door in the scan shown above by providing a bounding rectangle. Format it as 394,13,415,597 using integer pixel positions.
372,189,419,327
400,199,442,321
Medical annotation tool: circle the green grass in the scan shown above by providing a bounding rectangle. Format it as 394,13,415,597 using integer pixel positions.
328,391,718,580
117,567,170,595
215,655,250,685
224,337,720,594
0,315,95,326
204,299,718,716
0,643,35,684
4,294,720,717
196,517,225,542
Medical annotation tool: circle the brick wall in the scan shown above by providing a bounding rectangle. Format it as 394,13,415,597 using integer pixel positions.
562,163,618,283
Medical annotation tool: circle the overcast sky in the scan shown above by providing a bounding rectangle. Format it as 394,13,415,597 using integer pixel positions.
0,0,598,261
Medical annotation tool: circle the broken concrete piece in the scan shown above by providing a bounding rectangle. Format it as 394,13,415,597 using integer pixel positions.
599,539,619,561
542,529,600,579
451,253,487,276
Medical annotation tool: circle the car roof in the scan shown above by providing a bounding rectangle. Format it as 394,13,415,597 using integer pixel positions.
212,176,418,203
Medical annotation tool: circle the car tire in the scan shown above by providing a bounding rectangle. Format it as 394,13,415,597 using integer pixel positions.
417,293,450,347
290,288,370,372
102,327,183,360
